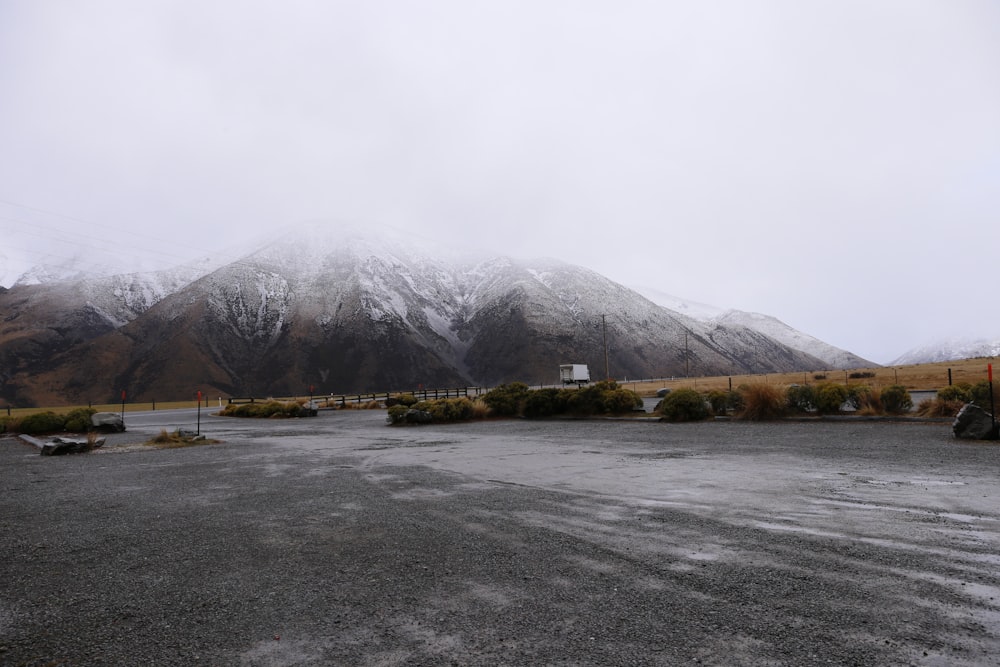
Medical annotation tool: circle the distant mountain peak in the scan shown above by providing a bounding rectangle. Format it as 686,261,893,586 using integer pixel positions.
632,287,875,370
891,336,1000,365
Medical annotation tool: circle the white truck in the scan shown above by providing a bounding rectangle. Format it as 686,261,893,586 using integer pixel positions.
559,364,591,385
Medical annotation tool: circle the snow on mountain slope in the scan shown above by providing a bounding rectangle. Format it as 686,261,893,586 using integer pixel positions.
629,286,726,320
710,310,875,370
2,225,862,403
633,286,873,369
891,337,1000,365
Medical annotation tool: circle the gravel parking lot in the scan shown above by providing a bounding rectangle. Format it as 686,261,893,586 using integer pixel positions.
2,411,999,666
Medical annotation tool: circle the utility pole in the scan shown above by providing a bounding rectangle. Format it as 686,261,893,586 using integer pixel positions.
684,331,690,377
601,314,610,380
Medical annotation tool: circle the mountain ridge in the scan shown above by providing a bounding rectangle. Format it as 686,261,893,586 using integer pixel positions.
2,233,866,406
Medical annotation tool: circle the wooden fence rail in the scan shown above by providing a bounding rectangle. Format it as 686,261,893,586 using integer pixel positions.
226,387,488,408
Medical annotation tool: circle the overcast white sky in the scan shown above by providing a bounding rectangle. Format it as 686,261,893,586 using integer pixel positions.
1,1,998,364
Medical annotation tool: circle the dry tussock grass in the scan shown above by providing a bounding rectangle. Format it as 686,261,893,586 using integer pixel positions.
146,429,220,449
737,384,786,421
627,357,998,397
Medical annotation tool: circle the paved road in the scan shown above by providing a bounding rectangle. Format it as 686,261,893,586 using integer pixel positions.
2,411,999,665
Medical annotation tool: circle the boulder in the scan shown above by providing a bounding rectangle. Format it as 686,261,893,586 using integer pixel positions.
91,412,125,432
40,436,105,456
952,403,998,440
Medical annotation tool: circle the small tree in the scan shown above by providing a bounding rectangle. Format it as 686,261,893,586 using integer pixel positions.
482,383,531,417
786,385,815,412
18,412,67,434
970,381,994,411
705,390,730,416
880,385,913,414
937,384,972,403
657,388,709,422
522,388,567,418
64,407,97,432
814,383,849,415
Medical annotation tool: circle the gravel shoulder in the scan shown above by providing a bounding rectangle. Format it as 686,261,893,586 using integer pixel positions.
2,412,999,666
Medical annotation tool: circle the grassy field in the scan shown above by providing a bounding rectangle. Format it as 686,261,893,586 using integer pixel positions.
3,357,997,417
616,356,998,397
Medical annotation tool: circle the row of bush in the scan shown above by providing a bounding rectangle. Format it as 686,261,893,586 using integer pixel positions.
387,381,643,425
915,381,995,418
0,408,97,435
656,383,919,422
219,400,314,418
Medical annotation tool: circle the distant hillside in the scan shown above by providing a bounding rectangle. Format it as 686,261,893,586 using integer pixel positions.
633,288,875,370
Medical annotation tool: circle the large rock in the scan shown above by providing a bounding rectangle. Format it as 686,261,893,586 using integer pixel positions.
91,412,125,432
952,403,998,440
40,436,105,456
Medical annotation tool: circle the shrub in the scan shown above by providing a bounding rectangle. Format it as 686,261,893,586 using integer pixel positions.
565,381,642,416
221,400,308,418
387,398,476,424
813,374,827,381
522,388,568,419
814,383,849,415
726,390,744,413
19,411,67,434
64,407,97,432
849,371,876,379
705,390,730,416
737,384,786,421
852,387,884,415
386,405,409,424
786,385,815,412
937,384,972,403
970,381,995,410
657,388,709,422
566,384,605,415
880,385,913,414
416,397,476,422
482,383,531,417
386,393,418,407
605,387,643,414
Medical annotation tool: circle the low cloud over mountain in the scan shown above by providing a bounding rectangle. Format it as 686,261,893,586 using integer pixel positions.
1,230,869,406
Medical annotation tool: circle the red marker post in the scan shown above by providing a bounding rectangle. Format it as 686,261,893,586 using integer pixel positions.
989,364,996,438
120,389,126,425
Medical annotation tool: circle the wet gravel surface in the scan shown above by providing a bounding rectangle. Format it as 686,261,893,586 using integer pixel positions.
2,411,1000,666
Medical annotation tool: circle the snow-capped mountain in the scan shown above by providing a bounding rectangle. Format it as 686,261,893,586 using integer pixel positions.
633,287,874,369
709,311,874,370
891,337,1000,365
2,230,845,405
629,287,726,320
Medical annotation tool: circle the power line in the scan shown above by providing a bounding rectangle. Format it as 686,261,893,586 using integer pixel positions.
0,198,214,268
